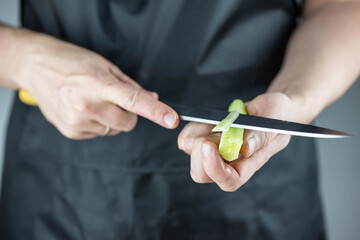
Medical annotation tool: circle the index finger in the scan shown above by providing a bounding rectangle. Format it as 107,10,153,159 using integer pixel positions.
202,141,243,192
103,81,179,129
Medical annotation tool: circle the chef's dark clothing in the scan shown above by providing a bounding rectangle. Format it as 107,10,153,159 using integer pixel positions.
0,0,325,239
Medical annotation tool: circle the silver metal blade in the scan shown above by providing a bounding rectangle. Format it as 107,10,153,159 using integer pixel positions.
169,103,352,138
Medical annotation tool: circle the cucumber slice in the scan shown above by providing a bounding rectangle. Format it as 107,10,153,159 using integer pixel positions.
228,99,246,114
212,111,239,132
214,99,247,161
212,99,246,132
218,127,244,161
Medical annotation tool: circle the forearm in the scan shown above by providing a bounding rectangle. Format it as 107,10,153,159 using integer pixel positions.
0,23,21,89
268,2,360,123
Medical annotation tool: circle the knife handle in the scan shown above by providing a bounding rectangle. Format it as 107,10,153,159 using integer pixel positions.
19,89,38,106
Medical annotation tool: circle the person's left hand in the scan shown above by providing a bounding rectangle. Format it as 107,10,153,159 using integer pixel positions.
178,92,304,192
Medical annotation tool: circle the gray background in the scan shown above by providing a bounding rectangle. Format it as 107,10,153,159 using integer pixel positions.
0,0,359,239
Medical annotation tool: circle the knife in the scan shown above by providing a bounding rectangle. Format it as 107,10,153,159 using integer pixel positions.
18,89,352,138
168,103,352,138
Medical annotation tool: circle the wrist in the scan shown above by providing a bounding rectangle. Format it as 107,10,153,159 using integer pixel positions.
0,25,44,90
9,27,37,90
0,25,20,88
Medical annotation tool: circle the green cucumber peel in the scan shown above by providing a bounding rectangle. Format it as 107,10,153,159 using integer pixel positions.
212,111,239,132
228,99,247,114
214,99,247,161
212,99,246,132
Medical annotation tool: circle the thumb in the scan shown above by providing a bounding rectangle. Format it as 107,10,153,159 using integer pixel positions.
241,130,276,158
241,100,276,157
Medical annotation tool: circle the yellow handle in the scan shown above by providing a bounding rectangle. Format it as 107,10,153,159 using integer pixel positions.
19,89,38,106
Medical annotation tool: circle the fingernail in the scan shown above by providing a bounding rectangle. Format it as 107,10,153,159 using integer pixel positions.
248,137,256,155
202,143,213,158
164,113,176,128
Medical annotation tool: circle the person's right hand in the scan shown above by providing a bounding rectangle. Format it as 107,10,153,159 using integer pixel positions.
10,29,179,139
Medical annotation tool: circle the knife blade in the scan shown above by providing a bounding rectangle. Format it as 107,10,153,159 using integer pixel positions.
168,103,352,138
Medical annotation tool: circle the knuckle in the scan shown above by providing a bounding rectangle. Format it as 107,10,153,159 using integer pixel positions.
109,115,123,129
110,130,122,136
190,170,207,184
237,178,247,188
177,132,185,150
66,115,83,128
59,87,75,104
183,137,194,152
149,102,163,122
281,136,291,148
223,170,233,182
74,101,91,114
61,128,80,140
263,152,272,164
236,170,248,187
261,132,272,146
84,73,101,85
221,184,239,192
124,90,141,111
219,173,240,192
122,117,137,132
76,73,103,91
249,158,261,173
195,137,207,146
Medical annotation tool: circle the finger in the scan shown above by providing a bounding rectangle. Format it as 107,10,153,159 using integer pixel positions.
66,132,98,140
231,134,291,186
80,120,113,136
90,103,138,132
59,114,116,138
241,96,284,157
190,138,213,183
57,123,99,140
148,91,159,100
202,141,242,192
82,120,124,137
107,129,122,136
178,123,218,154
241,130,277,158
109,64,143,89
39,106,99,140
103,81,179,129
109,64,159,100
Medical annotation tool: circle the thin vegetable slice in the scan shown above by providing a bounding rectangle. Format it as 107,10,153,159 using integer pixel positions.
213,99,247,161
228,99,247,114
211,99,247,132
211,111,239,132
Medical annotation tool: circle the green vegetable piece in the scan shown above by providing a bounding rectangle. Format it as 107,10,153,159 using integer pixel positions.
214,99,247,161
228,99,246,114
212,99,246,132
218,127,244,161
212,111,239,132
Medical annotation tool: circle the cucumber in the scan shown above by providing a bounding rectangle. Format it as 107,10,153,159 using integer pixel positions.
218,127,244,161
212,99,247,161
211,111,239,132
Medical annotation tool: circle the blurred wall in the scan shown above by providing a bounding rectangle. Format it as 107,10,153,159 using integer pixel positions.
316,79,360,240
0,0,359,239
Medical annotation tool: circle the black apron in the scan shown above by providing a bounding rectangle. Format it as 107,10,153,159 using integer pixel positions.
0,0,325,239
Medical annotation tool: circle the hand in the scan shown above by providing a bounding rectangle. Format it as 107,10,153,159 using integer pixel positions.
178,92,301,192
11,29,178,139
